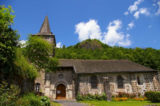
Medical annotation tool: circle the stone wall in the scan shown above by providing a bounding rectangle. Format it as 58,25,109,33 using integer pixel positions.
35,68,75,100
78,72,160,96
35,71,160,100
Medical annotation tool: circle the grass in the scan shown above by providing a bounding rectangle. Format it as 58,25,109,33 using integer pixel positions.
80,101,160,106
51,101,61,106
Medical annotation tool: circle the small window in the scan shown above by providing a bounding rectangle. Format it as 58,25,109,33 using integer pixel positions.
117,75,124,88
35,83,40,92
137,76,143,85
91,76,98,89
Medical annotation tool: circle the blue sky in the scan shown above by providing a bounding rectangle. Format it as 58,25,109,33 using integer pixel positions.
1,0,160,49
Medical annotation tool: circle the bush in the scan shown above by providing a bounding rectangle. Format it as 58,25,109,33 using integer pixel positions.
117,92,129,97
41,96,50,106
16,93,51,106
113,97,128,101
117,92,137,98
0,81,20,106
133,97,145,101
76,93,107,101
145,91,160,102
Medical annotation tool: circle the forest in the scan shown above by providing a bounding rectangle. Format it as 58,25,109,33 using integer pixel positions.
55,39,160,70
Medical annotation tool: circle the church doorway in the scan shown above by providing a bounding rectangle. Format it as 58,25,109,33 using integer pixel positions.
56,84,66,99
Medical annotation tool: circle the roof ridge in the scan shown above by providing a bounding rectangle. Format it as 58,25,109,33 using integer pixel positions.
59,59,130,61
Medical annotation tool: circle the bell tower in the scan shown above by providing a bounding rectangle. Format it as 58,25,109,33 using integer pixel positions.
34,16,56,56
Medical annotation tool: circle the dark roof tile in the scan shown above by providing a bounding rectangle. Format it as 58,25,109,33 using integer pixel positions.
58,59,156,73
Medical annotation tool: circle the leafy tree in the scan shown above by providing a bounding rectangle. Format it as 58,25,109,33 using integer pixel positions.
26,36,58,72
14,48,38,79
0,6,19,74
55,39,160,71
0,81,20,106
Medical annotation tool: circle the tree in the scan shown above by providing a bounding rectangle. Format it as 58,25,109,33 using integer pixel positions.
55,39,160,71
0,6,19,75
26,36,58,72
14,48,38,80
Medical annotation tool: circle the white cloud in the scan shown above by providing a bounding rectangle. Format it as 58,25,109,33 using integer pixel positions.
155,1,160,15
128,0,144,13
56,42,63,48
103,20,131,46
127,22,134,30
134,8,150,19
75,19,131,47
75,19,102,41
19,40,27,48
19,40,26,45
118,34,131,46
124,11,129,15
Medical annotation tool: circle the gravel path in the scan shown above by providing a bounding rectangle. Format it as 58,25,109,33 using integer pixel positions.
54,100,88,106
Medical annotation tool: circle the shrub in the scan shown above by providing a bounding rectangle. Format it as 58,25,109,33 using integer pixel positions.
16,93,51,106
113,97,128,101
40,96,50,106
0,81,20,106
16,93,42,106
145,91,160,102
117,92,129,97
117,92,137,98
133,97,145,101
76,93,107,101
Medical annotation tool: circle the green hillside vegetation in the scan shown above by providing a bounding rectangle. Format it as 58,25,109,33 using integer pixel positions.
55,39,160,70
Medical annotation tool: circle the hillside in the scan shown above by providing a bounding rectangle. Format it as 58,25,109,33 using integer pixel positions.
74,39,109,50
55,39,160,70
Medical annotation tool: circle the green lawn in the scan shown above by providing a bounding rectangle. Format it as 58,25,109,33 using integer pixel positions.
51,101,61,106
80,101,160,106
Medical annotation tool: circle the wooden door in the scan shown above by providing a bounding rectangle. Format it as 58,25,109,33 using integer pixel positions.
56,84,66,99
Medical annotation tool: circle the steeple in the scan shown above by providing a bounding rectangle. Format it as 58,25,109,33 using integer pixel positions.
34,16,56,56
37,16,52,35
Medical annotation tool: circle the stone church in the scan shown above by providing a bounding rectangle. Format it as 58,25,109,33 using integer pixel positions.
34,16,160,100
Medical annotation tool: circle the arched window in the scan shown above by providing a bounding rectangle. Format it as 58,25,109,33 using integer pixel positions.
90,75,98,89
35,83,40,92
137,76,142,85
117,75,124,88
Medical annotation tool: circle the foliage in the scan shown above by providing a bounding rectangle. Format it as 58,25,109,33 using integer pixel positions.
26,36,58,72
13,48,38,79
116,92,138,98
16,93,51,106
46,57,58,72
40,96,50,106
112,92,145,101
0,5,19,73
145,91,160,102
0,81,20,106
113,97,128,101
76,93,107,101
26,36,52,69
133,97,145,101
75,39,108,50
55,39,160,70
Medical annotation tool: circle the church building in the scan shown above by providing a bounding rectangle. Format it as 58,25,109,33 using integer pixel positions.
34,16,160,100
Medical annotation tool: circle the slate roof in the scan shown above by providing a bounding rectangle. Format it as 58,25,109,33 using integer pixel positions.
58,59,156,73
36,16,53,35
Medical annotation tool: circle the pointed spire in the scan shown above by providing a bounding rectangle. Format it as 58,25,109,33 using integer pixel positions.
37,16,52,35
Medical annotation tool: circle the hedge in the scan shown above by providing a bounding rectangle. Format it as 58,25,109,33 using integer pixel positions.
145,91,160,102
